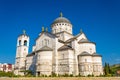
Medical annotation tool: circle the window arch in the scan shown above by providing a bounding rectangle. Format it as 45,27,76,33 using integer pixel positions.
44,39,47,46
19,40,21,46
24,40,27,46
44,39,49,46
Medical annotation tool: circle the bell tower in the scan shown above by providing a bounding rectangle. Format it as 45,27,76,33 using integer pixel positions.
14,30,29,75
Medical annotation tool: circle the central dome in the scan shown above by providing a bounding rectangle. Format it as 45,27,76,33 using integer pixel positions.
52,12,71,24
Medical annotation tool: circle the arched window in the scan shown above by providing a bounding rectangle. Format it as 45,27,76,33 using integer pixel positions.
45,39,47,46
24,40,27,46
19,40,21,46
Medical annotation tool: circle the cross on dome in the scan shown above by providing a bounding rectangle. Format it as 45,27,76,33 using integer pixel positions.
60,12,63,17
23,30,26,35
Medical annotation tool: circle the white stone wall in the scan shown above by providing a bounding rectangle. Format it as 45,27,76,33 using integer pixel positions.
52,23,72,34
17,35,29,47
78,43,96,55
15,34,29,75
16,46,29,58
63,32,73,41
36,51,52,76
58,50,74,75
78,56,93,76
92,56,103,76
78,56,93,63
36,34,55,51
76,33,87,41
26,56,33,70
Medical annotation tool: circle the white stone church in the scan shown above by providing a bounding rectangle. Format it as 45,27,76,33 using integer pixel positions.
14,13,103,76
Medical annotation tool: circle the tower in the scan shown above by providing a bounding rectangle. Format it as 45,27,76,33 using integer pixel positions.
51,12,73,41
14,30,29,75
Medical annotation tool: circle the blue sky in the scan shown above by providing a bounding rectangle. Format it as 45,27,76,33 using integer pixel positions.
0,0,120,65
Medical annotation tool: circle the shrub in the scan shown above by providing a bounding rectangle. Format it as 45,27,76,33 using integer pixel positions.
0,71,15,77
69,74,73,77
51,72,57,77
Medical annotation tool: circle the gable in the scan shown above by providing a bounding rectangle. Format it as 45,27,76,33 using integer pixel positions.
58,44,74,51
36,31,56,41
35,31,57,51
75,32,88,42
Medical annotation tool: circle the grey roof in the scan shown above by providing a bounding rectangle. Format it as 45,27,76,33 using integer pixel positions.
75,32,82,38
78,38,96,44
36,46,53,52
92,53,102,57
79,52,102,57
58,45,73,51
27,52,35,57
26,46,53,57
79,51,91,56
36,31,57,41
18,34,29,38
78,38,90,43
58,39,65,43
65,37,76,43
52,17,71,24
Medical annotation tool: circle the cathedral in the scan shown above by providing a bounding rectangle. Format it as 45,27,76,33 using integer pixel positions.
14,13,103,76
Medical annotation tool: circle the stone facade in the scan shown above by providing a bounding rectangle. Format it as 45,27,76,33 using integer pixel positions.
14,13,103,76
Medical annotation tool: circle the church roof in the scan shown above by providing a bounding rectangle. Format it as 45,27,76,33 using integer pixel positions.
65,37,76,43
36,46,53,52
58,39,65,44
92,52,102,57
78,38,96,44
51,13,71,25
53,17,71,24
58,45,73,51
65,31,83,43
18,30,29,37
78,38,90,43
27,52,35,57
26,46,53,57
79,52,102,57
41,31,57,37
79,51,91,56
36,31,57,41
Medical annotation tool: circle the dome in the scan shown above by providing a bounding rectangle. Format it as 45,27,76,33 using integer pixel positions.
79,51,91,56
52,12,71,24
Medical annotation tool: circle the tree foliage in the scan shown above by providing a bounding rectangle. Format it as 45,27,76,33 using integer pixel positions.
104,62,113,76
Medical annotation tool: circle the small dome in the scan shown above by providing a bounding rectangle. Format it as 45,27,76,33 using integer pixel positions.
52,12,71,24
79,51,91,56
92,52,102,57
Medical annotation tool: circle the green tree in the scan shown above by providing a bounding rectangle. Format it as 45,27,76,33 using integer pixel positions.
104,62,112,76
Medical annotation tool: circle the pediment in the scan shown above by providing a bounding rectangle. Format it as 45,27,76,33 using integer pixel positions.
36,31,57,41
75,32,88,42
